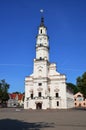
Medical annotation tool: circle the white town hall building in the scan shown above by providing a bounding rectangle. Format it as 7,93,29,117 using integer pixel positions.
24,17,74,109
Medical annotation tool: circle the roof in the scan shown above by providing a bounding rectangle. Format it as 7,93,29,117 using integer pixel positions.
9,93,24,100
74,92,83,98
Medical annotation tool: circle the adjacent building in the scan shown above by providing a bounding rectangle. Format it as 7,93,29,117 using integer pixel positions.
7,93,24,107
74,92,86,108
24,17,74,109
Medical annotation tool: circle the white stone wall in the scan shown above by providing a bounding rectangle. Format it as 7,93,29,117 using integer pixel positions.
36,47,49,60
66,92,74,108
33,60,49,78
24,65,74,109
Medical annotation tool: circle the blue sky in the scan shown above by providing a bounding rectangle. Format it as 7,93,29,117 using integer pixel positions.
0,0,86,93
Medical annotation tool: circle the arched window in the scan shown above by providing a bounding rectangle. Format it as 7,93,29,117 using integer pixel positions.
77,95,81,97
56,93,59,97
75,103,77,106
40,29,42,34
83,103,85,106
57,101,59,106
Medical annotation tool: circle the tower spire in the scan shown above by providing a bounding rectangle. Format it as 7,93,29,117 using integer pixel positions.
36,11,49,61
40,17,44,26
40,9,44,27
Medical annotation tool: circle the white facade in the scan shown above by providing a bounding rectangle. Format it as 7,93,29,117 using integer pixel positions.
24,17,74,109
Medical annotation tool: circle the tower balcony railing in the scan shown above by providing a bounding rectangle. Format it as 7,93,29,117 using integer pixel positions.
26,96,46,100
46,96,61,100
26,96,61,101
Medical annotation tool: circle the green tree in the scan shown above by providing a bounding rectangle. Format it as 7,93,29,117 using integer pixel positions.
76,72,86,98
66,83,79,94
12,92,21,94
0,79,10,105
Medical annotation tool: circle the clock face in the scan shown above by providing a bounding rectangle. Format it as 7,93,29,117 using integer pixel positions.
39,38,42,41
37,36,48,46
42,36,46,40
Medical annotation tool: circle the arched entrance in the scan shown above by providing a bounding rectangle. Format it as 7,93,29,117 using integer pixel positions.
36,102,42,109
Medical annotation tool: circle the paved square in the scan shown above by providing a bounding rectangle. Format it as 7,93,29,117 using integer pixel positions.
0,108,86,130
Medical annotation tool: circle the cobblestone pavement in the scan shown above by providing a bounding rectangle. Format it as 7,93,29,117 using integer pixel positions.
0,108,86,130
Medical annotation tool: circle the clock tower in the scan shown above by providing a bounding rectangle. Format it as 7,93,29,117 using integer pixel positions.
24,16,74,110
33,17,49,78
36,17,49,61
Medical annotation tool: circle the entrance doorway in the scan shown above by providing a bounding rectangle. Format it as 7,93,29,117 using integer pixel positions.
36,102,42,109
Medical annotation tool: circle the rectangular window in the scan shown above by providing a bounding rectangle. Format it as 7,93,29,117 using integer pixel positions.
38,83,42,86
57,101,59,106
38,92,41,97
31,94,33,99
